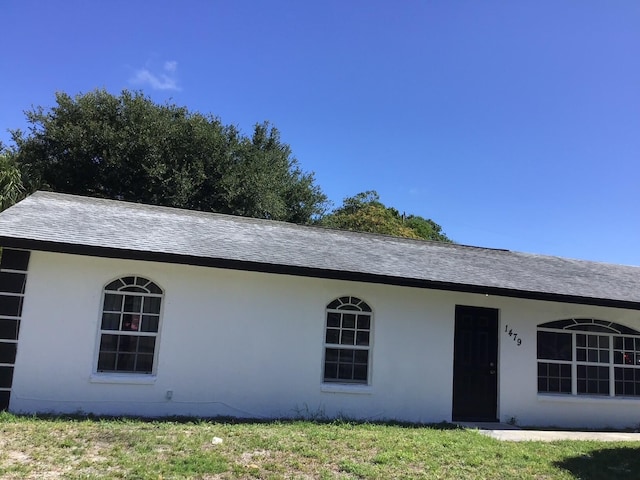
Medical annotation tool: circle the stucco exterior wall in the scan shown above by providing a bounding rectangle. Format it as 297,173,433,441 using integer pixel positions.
11,251,640,428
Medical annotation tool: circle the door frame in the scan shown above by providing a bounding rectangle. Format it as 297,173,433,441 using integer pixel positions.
451,305,499,422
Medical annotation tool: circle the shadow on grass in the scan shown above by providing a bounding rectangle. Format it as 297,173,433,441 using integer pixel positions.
555,447,640,480
0,410,461,430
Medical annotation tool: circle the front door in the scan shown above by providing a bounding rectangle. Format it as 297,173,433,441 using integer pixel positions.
452,305,498,422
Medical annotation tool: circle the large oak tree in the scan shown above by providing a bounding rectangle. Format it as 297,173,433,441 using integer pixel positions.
9,90,327,223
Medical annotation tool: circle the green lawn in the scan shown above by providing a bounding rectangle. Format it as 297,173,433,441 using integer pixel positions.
1,413,639,479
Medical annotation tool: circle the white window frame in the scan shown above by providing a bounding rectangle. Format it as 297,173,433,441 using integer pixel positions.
93,275,164,377
322,296,373,386
537,319,640,398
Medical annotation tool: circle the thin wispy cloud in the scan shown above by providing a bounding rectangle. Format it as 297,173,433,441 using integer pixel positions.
130,60,181,91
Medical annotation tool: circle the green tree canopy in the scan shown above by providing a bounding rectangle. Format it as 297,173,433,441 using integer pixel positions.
0,144,25,212
10,89,327,223
319,191,452,242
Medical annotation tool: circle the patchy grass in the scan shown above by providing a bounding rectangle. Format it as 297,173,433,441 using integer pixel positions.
1,413,639,479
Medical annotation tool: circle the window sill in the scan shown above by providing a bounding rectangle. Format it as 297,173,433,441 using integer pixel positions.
90,373,157,385
537,393,640,405
321,383,373,395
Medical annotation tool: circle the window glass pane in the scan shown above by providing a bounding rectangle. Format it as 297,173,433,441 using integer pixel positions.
342,314,356,329
356,331,370,346
537,360,573,394
325,348,339,362
122,277,136,286
357,315,371,330
124,337,141,354
0,319,19,340
569,325,615,333
101,313,121,330
326,312,340,328
538,377,547,392
146,282,162,294
537,331,572,360
121,286,147,293
103,294,123,312
122,314,141,332
353,365,367,380
324,362,337,380
576,349,586,361
614,351,624,364
341,330,355,345
99,334,119,352
0,343,17,364
327,299,340,309
338,363,353,380
123,296,142,313
577,364,609,395
135,277,149,287
588,335,597,348
97,352,116,371
338,305,360,311
338,349,355,363
587,350,598,362
141,315,159,333
0,272,26,294
538,362,547,376
0,295,23,317
143,297,162,314
599,351,609,363
599,336,609,348
135,354,153,373
576,334,586,347
0,249,30,271
614,336,623,349
539,319,574,329
354,350,368,364
618,325,640,335
116,353,136,371
138,337,156,354
0,366,13,388
325,329,339,344
110,279,125,290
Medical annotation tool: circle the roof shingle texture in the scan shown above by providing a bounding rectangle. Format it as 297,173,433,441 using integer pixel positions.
1,191,639,306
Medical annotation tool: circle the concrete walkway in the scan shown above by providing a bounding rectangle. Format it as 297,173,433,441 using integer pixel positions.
457,422,640,442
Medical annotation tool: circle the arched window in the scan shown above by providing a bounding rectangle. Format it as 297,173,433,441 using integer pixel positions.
96,276,163,374
537,319,640,397
323,296,372,384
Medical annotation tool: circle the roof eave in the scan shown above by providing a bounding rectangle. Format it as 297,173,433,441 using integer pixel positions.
3,236,640,311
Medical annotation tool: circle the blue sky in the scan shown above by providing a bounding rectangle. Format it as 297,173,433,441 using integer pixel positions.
2,1,639,265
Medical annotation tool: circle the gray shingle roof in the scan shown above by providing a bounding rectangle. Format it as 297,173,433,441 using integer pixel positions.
1,191,639,309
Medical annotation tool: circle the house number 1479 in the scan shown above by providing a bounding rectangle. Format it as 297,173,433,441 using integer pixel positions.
504,325,522,346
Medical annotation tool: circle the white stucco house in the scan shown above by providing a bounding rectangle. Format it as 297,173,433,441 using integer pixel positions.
1,192,640,428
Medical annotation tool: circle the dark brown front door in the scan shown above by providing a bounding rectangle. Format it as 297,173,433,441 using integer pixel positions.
452,305,498,422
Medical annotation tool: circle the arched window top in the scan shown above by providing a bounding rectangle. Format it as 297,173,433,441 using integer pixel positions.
104,276,163,295
539,318,640,335
327,296,371,312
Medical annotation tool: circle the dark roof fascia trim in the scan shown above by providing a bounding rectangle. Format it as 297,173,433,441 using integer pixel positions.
3,237,640,311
